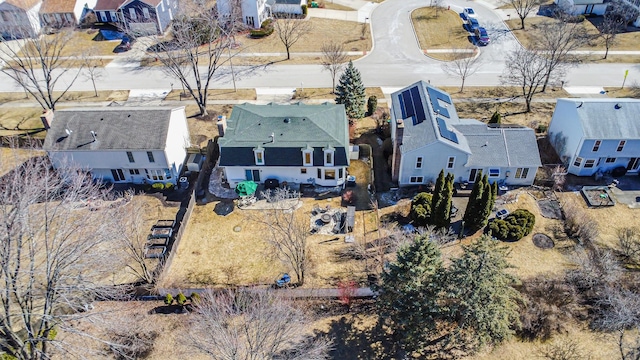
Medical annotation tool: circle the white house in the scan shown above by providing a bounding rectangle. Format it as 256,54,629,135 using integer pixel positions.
548,98,640,176
390,81,541,187
39,0,96,28
217,103,350,188
269,0,305,15
0,0,42,38
216,0,270,29
42,107,191,185
554,0,607,16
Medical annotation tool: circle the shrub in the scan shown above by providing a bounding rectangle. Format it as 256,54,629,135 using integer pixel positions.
410,192,432,227
176,293,188,306
164,182,174,190
537,124,548,133
367,95,377,116
152,182,164,190
301,4,307,15
249,19,274,38
487,209,535,241
164,294,173,305
190,292,201,304
489,111,501,124
562,200,598,244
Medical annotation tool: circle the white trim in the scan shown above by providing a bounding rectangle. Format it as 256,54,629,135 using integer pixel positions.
415,156,423,169
302,148,313,166
253,148,265,165
324,148,334,166
446,156,455,169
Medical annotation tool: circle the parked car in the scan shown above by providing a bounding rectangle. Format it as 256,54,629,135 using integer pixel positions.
114,35,133,53
467,17,480,32
496,209,510,220
474,27,490,46
463,7,477,19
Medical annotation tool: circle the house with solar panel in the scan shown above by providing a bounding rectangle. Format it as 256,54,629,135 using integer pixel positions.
217,103,350,188
42,107,191,185
548,98,640,176
390,81,541,187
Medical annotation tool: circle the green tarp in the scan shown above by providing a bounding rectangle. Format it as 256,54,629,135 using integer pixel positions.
235,181,257,197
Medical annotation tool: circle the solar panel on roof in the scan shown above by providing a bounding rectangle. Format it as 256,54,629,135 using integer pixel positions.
398,93,406,118
401,90,414,118
410,86,426,124
437,118,459,144
426,87,451,118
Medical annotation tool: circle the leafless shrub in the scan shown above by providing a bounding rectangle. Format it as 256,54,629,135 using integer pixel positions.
321,41,348,93
561,199,599,244
552,165,567,192
273,14,312,60
618,227,640,265
107,313,159,360
518,276,580,341
538,336,591,360
566,247,622,296
186,288,332,359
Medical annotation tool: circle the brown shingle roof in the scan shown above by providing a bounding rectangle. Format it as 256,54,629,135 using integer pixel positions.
93,0,126,11
40,0,76,13
4,0,42,10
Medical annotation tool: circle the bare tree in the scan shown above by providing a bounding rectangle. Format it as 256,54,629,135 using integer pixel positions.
618,327,640,360
258,188,309,286
0,151,130,359
148,0,245,116
81,49,104,97
187,288,332,359
431,0,445,17
598,1,636,60
321,41,348,93
618,227,640,265
507,0,544,29
114,191,157,285
441,48,481,92
533,18,589,92
0,29,84,110
552,165,567,192
501,48,549,112
273,15,312,60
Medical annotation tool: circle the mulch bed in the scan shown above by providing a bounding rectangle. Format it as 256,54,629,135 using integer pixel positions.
537,199,563,219
532,233,555,249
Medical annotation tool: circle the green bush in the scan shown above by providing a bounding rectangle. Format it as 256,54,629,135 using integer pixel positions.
164,294,173,305
301,4,307,15
537,124,548,133
176,293,188,306
152,182,164,190
190,292,201,304
164,182,174,190
489,111,501,124
367,95,377,116
250,19,274,38
410,192,432,227
487,209,535,241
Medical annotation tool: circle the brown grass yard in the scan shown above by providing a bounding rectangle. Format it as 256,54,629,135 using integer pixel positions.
0,147,43,176
17,30,120,58
603,86,640,98
0,108,48,138
455,100,557,129
163,88,256,101
317,1,355,10
0,90,128,104
411,7,473,60
293,87,385,100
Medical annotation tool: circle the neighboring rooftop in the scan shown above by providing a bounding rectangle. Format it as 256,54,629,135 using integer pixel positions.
43,107,183,151
93,0,125,10
1,0,41,9
556,98,640,139
40,0,75,13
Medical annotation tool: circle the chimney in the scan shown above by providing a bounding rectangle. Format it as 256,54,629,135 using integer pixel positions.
40,110,54,130
391,118,404,183
216,115,227,137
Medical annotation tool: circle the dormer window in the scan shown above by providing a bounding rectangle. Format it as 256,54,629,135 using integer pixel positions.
302,147,313,166
254,148,265,165
324,147,334,166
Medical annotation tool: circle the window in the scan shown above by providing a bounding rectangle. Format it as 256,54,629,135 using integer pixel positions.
65,13,73,21
514,168,529,179
573,157,583,167
489,168,500,177
447,156,455,169
584,159,595,168
317,168,321,178
592,140,601,152
300,168,307,174
147,169,165,181
245,16,254,27
142,7,150,19
129,8,137,20
54,13,61,22
129,169,140,175
254,148,264,165
100,11,107,22
303,150,313,166
606,158,616,163
617,140,626,152
324,148,334,166
338,168,343,179
147,151,155,162
127,151,134,163
111,169,125,181
325,170,336,180
410,176,424,183
415,157,423,169
42,13,49,23
109,11,117,20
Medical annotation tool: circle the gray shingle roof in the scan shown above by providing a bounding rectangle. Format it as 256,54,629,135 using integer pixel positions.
218,103,349,167
390,81,470,154
557,98,640,139
453,121,542,167
274,0,303,4
43,107,181,151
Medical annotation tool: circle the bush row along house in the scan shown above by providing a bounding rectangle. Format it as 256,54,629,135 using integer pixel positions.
548,98,640,177
390,81,542,187
216,0,305,29
0,0,176,38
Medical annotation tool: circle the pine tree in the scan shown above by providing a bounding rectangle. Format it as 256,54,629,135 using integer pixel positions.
479,180,493,229
374,234,444,354
335,61,366,120
444,235,521,350
490,181,498,212
463,171,484,231
430,170,446,225
433,173,454,229
410,192,432,227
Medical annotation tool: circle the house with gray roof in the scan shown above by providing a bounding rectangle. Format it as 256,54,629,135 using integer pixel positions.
42,107,191,185
548,98,640,176
217,102,350,188
390,81,541,186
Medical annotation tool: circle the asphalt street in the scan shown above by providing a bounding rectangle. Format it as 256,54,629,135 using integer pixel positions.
0,0,638,92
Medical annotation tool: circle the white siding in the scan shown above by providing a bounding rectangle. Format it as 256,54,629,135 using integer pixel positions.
398,142,469,186
548,100,586,175
224,165,347,188
164,108,191,181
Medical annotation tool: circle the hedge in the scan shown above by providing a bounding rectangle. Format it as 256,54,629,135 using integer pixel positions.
487,209,535,241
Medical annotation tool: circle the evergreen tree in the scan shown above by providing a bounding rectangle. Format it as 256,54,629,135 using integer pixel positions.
430,170,446,225
490,181,498,212
335,61,366,120
444,235,521,350
374,235,444,354
410,192,432,227
479,180,493,229
489,111,502,124
434,173,454,229
463,171,485,231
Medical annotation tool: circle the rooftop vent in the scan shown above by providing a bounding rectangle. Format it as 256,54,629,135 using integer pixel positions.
284,118,290,123
615,103,622,110
90,131,97,142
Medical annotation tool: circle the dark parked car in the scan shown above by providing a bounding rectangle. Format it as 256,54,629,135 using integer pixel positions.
474,27,490,46
467,17,480,31
114,35,133,53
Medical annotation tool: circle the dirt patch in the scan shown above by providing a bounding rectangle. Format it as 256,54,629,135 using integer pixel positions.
537,198,563,219
532,233,555,249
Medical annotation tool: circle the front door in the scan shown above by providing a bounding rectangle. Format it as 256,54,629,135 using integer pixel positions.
627,158,640,172
468,169,482,182
245,169,261,182
110,169,126,182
